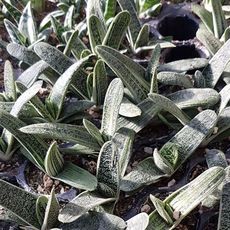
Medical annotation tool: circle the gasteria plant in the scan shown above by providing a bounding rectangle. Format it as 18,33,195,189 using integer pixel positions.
2,1,51,47
2,0,230,229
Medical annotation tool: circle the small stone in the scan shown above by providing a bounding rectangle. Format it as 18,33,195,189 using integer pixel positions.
168,179,176,187
144,147,153,154
54,180,60,186
173,210,181,220
213,127,218,134
197,107,203,112
141,204,151,213
37,185,44,193
43,175,53,189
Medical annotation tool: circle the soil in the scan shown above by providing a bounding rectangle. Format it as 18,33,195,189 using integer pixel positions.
0,0,229,229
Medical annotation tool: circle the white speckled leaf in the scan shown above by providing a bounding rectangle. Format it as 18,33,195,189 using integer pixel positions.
121,110,217,192
58,191,115,223
18,2,37,44
119,97,142,118
147,167,225,230
157,72,193,88
20,123,101,150
203,39,230,88
96,45,149,103
59,211,126,230
167,88,220,109
126,213,149,230
101,78,124,138
97,141,120,197
103,11,130,49
148,93,190,125
158,58,208,73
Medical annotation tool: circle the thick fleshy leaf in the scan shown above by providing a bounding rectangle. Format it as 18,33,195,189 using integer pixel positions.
158,58,208,73
218,182,230,230
64,5,74,29
0,110,47,169
147,167,225,230
146,44,161,82
4,19,27,45
150,195,173,224
86,0,106,30
83,119,104,146
17,60,50,87
58,191,115,223
203,39,230,88
20,123,101,150
167,88,220,109
11,81,42,117
18,2,37,44
157,72,193,88
65,31,87,60
117,97,160,132
112,127,135,177
97,141,120,197
0,179,40,228
44,142,64,177
50,16,65,42
34,42,73,75
205,149,228,168
104,0,116,20
103,11,130,49
101,78,124,138
47,56,90,119
210,0,227,38
7,43,40,65
119,97,142,118
134,24,149,50
203,107,230,145
149,44,161,93
92,59,108,106
148,93,190,125
191,3,214,33
96,45,149,103
60,100,94,120
121,110,217,192
88,14,106,53
55,162,97,191
39,10,64,31
117,0,141,46
36,196,48,226
41,188,59,230
219,84,230,113
16,81,53,121
1,0,21,23
196,26,222,56
126,213,149,230
4,60,16,101
59,211,126,230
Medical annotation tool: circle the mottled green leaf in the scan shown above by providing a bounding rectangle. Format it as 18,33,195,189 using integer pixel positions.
59,191,115,223
96,45,149,103
97,141,119,197
103,11,130,49
20,123,101,150
18,2,37,44
0,179,40,228
92,59,108,106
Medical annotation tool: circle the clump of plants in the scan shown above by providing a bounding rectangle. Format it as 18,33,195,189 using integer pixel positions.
1,0,230,229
